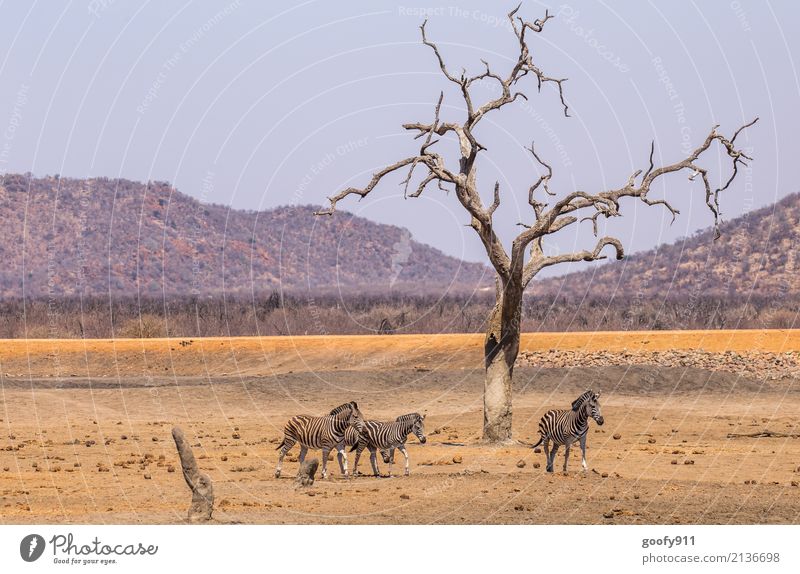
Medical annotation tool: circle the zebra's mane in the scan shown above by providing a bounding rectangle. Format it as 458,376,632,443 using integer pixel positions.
571,390,594,411
395,413,422,423
329,402,358,417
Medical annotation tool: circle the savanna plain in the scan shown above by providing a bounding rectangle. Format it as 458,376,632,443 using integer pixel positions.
1,330,799,524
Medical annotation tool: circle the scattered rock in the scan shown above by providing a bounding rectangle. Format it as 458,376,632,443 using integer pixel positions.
603,511,614,519
613,433,622,440
533,447,542,454
400,494,410,500
791,481,798,487
601,472,609,478
516,460,526,468
647,438,656,444
671,460,678,465
533,462,541,469
684,460,695,465
452,455,463,464
143,473,152,480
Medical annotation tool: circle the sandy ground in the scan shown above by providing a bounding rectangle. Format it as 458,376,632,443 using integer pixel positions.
1,331,800,524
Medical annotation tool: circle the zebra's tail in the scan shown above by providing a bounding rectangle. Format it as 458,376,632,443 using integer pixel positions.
275,438,286,451
531,435,544,449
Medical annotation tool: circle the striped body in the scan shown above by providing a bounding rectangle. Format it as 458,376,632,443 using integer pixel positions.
344,413,426,477
275,401,364,479
533,390,604,473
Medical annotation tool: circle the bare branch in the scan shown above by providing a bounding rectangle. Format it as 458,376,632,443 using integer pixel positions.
523,236,624,286
526,141,554,199
315,156,421,215
401,92,444,198
488,181,501,215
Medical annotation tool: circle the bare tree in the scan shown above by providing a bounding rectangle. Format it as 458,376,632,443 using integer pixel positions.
316,6,757,442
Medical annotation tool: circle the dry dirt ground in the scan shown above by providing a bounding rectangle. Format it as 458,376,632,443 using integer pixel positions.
1,330,800,524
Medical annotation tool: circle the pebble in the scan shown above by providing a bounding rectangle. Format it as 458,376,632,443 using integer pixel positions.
452,455,463,464
516,460,526,468
613,433,622,440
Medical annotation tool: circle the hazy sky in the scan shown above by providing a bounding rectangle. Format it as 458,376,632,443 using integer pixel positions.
0,1,797,276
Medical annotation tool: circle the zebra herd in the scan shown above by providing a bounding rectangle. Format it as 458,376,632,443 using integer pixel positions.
274,389,603,479
275,401,427,479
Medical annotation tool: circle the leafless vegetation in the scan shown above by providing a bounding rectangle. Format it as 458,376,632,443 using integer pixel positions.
2,292,795,339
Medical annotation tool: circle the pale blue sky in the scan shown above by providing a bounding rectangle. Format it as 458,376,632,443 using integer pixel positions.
0,1,797,276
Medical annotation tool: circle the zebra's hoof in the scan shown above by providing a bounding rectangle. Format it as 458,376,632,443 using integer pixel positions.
274,470,281,479
546,467,553,473
404,471,410,477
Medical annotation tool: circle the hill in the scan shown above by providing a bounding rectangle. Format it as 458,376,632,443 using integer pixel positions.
0,174,490,297
533,192,800,301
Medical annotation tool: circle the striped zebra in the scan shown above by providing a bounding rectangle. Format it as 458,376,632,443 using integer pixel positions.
339,413,426,477
532,390,604,473
275,401,364,479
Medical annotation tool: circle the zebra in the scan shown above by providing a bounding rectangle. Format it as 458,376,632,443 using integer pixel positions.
275,401,364,479
341,413,426,477
532,390,604,473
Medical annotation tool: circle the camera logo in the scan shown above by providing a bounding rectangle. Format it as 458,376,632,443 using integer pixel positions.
20,534,46,562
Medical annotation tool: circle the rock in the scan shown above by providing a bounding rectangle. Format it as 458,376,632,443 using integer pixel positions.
532,462,541,469
613,433,622,440
601,472,609,478
232,433,241,440
516,460,526,468
671,460,678,465
647,438,656,444
603,512,614,519
533,447,542,453
791,481,798,487
400,494,410,500
143,473,152,480
452,455,463,464
684,460,695,465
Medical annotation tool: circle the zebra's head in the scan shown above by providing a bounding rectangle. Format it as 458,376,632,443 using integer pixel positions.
397,412,427,444
573,390,604,426
330,401,365,433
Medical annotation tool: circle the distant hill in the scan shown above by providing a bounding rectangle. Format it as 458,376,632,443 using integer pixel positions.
0,174,490,297
533,192,800,300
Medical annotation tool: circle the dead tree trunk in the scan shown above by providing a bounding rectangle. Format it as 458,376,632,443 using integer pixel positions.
172,427,214,522
483,278,523,442
315,6,757,443
295,458,319,488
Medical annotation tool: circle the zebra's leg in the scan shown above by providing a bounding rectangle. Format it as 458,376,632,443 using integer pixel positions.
548,444,559,473
275,437,295,478
297,445,308,476
563,442,571,474
320,447,330,479
368,446,380,477
337,444,349,477
399,445,410,476
387,447,395,477
353,442,365,476
336,444,345,475
580,432,588,472
542,438,550,472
